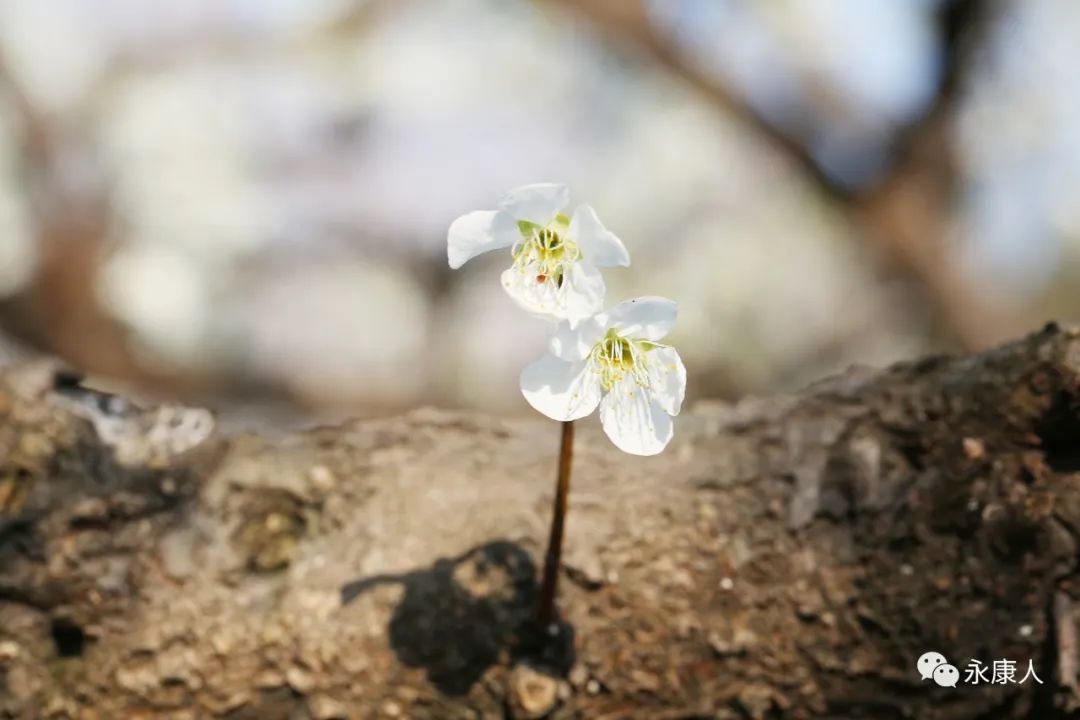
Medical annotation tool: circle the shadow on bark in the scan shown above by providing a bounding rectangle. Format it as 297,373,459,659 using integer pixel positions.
340,540,574,695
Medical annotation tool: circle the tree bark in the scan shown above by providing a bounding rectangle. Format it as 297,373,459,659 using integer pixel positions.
3,324,1080,718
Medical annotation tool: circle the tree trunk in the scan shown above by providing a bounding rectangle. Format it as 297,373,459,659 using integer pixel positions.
3,324,1080,719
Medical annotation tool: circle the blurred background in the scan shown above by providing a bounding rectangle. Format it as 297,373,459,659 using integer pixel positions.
0,0,1077,427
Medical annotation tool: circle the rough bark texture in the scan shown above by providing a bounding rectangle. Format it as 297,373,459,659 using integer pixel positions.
3,325,1080,719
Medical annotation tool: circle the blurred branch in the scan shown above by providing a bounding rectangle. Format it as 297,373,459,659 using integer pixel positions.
0,50,171,385
544,0,1023,350
542,0,845,200
852,0,1026,350
0,54,51,171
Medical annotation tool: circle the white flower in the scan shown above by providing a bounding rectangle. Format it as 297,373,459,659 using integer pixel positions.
447,183,630,326
520,297,686,456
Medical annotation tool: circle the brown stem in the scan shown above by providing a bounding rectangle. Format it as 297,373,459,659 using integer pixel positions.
537,419,574,628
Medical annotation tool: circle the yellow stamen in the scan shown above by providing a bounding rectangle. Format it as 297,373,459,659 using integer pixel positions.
589,329,654,392
511,217,581,287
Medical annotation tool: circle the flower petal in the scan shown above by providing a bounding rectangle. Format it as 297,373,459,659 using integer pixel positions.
500,266,562,318
569,205,630,267
498,183,569,225
520,354,602,422
500,261,605,326
606,296,678,341
447,210,518,269
598,380,674,456
642,344,686,415
560,262,606,327
550,316,606,361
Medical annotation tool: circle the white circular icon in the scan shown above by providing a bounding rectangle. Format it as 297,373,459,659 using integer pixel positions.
933,663,959,688
917,651,947,680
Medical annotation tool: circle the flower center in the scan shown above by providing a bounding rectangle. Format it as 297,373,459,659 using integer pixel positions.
512,215,581,288
589,329,651,392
